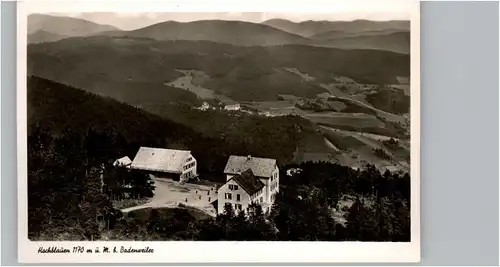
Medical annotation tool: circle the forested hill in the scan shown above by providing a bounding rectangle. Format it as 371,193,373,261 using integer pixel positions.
27,76,317,177
28,75,201,155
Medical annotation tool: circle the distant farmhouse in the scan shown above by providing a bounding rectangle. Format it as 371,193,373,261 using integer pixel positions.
224,103,241,111
130,147,197,182
218,155,279,214
199,102,211,111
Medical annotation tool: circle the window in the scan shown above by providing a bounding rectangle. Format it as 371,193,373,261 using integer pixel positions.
228,184,239,191
184,162,195,170
235,204,242,210
260,196,263,203
227,193,232,200
236,194,240,201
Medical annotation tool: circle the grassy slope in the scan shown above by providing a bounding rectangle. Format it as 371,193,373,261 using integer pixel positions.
365,88,410,115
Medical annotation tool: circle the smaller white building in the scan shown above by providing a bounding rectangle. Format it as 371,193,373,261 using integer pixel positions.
113,156,132,168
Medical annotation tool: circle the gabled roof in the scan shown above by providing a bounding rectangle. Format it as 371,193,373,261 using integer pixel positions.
228,169,265,196
224,155,277,178
113,156,132,167
131,147,191,174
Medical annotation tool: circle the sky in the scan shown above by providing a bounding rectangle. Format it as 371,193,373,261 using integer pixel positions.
27,0,414,30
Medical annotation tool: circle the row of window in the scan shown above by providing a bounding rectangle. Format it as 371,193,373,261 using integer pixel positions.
228,184,239,191
271,171,278,182
225,203,243,211
183,170,194,178
185,157,193,163
252,196,264,204
270,181,279,191
224,193,241,201
183,161,195,171
251,188,263,199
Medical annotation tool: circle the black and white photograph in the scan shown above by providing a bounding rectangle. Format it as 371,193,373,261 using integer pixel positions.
19,0,420,263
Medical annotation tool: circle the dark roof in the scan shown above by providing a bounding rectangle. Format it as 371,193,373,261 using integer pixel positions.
229,169,265,196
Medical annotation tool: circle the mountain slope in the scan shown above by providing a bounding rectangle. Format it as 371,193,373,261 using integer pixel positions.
262,19,410,37
27,75,200,144
97,20,310,46
314,32,411,54
28,36,410,102
28,14,120,36
28,30,68,44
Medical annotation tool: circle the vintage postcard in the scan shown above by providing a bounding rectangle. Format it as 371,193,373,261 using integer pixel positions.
17,0,420,263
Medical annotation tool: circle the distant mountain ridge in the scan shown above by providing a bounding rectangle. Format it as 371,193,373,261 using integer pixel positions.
28,14,120,37
28,30,68,44
94,18,410,52
96,20,310,46
262,18,410,37
27,14,410,52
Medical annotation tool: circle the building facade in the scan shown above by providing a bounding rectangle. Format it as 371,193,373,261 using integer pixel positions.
219,155,279,214
217,169,266,215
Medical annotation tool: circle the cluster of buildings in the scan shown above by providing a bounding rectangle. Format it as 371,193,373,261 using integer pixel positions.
113,147,279,215
198,102,242,112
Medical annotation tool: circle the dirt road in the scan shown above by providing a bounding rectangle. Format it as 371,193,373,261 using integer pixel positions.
121,177,218,217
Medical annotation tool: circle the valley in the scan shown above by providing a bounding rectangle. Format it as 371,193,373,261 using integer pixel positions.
157,66,410,172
